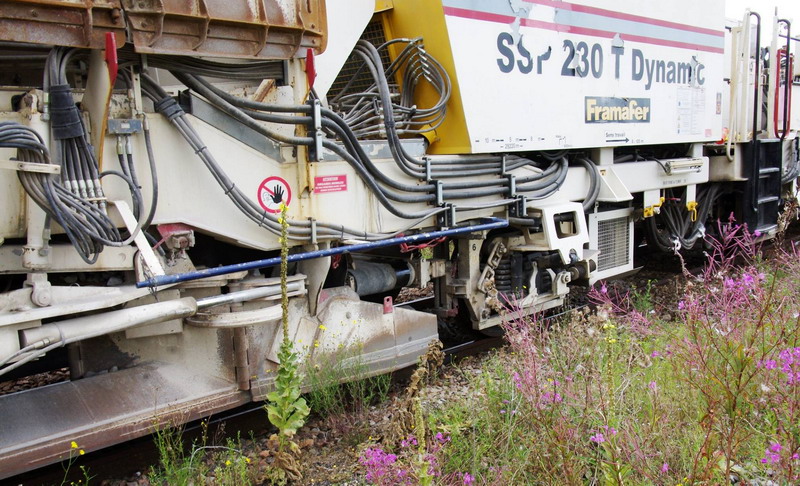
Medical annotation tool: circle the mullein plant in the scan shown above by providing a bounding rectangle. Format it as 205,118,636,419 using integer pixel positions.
264,203,310,481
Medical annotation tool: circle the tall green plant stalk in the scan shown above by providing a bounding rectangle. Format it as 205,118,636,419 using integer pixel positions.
265,203,310,473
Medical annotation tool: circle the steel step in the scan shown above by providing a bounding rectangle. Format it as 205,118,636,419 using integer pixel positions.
757,196,780,205
0,362,247,479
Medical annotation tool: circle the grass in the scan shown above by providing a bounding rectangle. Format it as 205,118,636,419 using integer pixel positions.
304,344,392,419
359,223,800,485
149,425,262,486
140,221,800,485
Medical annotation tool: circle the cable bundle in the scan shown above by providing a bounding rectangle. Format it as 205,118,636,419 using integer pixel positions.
331,39,450,138
4,48,157,263
143,38,599,240
645,185,721,251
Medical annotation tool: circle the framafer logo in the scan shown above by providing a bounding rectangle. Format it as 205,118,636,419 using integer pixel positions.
585,97,651,123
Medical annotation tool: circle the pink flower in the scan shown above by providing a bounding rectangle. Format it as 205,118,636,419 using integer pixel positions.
589,433,605,443
677,301,685,310
760,359,778,370
762,445,781,464
661,462,669,473
462,472,475,485
648,381,658,392
600,283,608,294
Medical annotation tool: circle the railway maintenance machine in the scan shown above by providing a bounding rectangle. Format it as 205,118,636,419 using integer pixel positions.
0,0,798,476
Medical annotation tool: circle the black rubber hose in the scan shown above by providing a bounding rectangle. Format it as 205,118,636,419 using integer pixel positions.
172,72,315,146
576,157,600,212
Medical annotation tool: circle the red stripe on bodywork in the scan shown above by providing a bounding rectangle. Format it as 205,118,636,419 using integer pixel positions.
523,0,723,38
442,6,725,54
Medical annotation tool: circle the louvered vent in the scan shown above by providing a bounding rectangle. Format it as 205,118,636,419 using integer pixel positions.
589,209,634,281
328,20,392,102
597,216,630,271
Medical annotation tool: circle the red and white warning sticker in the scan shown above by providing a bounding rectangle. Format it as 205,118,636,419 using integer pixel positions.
313,174,348,194
257,176,292,213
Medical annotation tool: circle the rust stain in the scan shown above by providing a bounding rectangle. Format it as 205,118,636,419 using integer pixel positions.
1,0,327,59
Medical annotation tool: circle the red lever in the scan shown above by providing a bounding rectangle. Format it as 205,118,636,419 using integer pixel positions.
105,32,118,82
305,48,316,89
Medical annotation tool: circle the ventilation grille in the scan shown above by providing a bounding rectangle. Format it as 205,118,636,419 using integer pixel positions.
328,20,392,101
597,216,630,271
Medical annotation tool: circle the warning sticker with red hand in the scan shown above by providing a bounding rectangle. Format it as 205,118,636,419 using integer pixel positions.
257,176,292,213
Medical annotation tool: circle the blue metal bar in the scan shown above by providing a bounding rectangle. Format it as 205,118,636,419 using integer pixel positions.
137,218,509,288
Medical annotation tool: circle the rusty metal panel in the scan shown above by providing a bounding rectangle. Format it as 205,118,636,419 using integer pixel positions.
0,0,127,49
120,0,326,58
0,0,326,59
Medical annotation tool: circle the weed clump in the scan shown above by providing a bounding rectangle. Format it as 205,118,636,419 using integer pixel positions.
372,221,800,485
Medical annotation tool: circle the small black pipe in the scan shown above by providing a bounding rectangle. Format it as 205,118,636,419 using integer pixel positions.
778,19,791,141
750,11,761,213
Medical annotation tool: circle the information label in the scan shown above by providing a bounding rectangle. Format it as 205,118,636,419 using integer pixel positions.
313,175,348,194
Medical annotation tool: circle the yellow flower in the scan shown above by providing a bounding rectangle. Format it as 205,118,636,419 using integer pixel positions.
70,441,78,449
314,341,320,348
225,459,232,467
79,449,85,455
319,325,327,331
245,457,251,464
607,338,617,344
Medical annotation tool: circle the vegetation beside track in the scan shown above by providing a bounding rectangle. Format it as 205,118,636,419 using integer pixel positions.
59,222,800,485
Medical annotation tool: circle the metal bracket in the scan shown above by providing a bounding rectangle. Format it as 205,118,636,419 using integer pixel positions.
434,180,444,206
509,195,528,217
424,156,432,182
309,98,323,161
112,200,165,278
24,273,52,307
477,240,507,294
506,174,516,198
309,218,318,245
436,203,456,228
0,159,61,175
